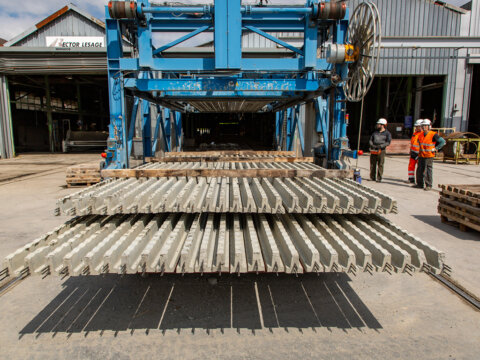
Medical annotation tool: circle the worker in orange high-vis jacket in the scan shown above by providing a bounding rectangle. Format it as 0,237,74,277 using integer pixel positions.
413,119,446,191
407,119,423,183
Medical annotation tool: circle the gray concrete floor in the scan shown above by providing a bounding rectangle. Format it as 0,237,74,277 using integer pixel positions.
0,154,479,360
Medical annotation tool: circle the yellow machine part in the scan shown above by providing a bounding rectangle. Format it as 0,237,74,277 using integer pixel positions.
345,44,359,62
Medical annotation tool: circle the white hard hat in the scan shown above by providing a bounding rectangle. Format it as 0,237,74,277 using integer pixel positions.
422,119,432,126
414,119,423,127
376,118,387,125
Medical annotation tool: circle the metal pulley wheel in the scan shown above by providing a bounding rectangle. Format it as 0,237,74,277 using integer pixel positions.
343,1,381,102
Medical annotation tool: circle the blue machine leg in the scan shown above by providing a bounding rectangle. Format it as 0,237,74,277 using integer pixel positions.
155,105,170,153
286,107,297,151
141,99,152,160
105,17,128,169
164,108,171,152
152,106,162,155
275,111,282,149
174,111,182,151
314,97,329,162
277,110,286,150
106,74,128,169
296,105,305,155
127,97,140,158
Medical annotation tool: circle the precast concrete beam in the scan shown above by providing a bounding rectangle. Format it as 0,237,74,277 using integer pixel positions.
3,214,447,277
57,176,397,216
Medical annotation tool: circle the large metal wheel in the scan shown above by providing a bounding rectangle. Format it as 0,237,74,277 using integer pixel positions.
343,1,381,102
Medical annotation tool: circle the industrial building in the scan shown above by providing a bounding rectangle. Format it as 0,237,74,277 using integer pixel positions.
0,4,110,158
0,0,479,159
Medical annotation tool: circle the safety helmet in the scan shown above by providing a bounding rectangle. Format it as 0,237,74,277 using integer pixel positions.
414,119,423,127
376,118,387,125
422,119,432,126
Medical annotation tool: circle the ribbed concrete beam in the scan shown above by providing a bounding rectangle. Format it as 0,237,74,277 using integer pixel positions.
3,214,446,278
57,177,397,216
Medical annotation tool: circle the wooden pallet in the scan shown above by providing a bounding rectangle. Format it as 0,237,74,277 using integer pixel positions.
438,184,480,232
66,162,101,187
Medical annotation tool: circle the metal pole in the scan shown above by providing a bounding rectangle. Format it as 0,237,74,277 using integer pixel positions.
76,82,83,125
44,75,54,153
355,97,365,170
328,87,335,167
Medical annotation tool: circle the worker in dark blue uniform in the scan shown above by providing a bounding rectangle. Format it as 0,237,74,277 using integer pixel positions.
369,118,392,182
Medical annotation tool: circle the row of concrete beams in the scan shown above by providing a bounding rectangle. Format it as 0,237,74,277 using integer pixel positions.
56,177,396,216
149,156,314,163
3,213,445,278
137,161,321,170
162,151,298,156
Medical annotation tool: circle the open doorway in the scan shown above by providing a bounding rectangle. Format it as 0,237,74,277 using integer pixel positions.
182,112,275,151
346,75,445,151
8,75,108,153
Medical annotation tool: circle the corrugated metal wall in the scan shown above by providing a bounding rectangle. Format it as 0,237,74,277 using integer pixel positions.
242,32,303,48
468,0,480,55
14,11,105,47
0,75,15,158
348,0,466,128
334,0,463,76
242,0,467,128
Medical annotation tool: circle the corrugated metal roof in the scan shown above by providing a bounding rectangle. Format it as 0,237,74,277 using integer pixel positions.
0,48,107,74
4,4,105,47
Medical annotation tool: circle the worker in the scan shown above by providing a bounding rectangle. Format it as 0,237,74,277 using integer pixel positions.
369,118,392,182
407,119,423,183
414,119,446,191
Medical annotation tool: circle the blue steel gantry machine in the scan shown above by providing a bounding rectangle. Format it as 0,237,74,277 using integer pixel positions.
104,0,381,169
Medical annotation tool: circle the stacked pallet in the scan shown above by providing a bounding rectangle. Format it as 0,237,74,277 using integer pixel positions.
438,184,480,232
66,162,101,187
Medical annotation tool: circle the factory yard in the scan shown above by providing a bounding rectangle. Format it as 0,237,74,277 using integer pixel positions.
0,153,479,360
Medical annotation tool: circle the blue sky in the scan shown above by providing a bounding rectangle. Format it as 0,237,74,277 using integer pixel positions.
0,0,471,42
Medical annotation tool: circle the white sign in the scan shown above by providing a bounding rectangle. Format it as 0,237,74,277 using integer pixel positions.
46,36,105,48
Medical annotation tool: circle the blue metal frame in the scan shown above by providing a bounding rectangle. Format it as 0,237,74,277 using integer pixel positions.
105,0,355,169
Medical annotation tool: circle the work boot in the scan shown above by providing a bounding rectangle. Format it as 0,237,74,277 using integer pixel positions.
376,179,382,183
409,179,415,183
424,186,432,191
412,184,423,189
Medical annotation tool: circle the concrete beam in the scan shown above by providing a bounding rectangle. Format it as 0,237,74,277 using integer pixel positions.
3,214,447,277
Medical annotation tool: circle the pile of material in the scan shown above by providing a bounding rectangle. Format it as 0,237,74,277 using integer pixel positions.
152,151,309,163
3,157,447,279
438,184,480,232
65,162,102,187
441,132,480,165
